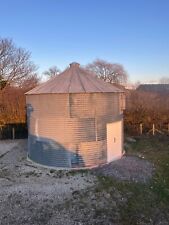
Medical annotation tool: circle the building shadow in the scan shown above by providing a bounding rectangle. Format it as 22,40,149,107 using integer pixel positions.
28,134,85,168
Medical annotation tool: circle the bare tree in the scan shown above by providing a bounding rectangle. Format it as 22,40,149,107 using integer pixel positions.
0,75,7,90
131,80,141,89
0,38,37,90
43,66,61,79
19,73,40,91
0,86,26,124
86,59,128,85
159,76,169,84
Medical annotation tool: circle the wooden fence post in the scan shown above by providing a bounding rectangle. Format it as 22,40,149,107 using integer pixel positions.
12,127,15,140
152,124,155,136
140,123,143,135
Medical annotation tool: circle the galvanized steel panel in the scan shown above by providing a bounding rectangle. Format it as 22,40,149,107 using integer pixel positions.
27,94,70,117
26,91,124,168
78,140,107,167
34,117,96,143
28,135,71,168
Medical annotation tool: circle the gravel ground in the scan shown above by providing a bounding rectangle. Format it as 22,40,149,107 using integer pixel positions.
93,155,155,183
0,140,96,225
0,139,154,225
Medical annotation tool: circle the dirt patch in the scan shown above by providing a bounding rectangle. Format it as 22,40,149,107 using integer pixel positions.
93,155,155,183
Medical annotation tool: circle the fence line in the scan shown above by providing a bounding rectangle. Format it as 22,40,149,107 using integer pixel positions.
125,122,169,136
0,123,27,140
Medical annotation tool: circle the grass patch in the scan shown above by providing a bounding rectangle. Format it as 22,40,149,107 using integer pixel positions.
128,135,169,203
95,135,169,224
56,136,169,224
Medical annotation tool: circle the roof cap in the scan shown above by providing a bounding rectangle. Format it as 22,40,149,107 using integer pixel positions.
69,62,80,68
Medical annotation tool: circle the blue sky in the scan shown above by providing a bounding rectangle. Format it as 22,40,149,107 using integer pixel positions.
0,0,169,82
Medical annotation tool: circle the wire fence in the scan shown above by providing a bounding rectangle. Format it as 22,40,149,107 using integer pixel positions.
124,122,169,136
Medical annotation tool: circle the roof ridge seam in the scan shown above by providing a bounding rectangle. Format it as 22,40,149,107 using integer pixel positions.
76,69,86,92
68,68,76,92
83,70,105,92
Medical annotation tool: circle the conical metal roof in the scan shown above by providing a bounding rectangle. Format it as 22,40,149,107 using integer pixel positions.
26,62,123,94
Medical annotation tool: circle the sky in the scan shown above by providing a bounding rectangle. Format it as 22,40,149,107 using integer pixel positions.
0,0,169,83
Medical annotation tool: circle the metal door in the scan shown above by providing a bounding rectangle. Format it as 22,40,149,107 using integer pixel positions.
107,120,123,162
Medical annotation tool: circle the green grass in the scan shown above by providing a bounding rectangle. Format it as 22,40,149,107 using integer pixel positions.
96,135,169,224
58,135,169,224
128,136,169,203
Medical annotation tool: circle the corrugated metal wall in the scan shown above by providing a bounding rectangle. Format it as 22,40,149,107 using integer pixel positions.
26,93,123,168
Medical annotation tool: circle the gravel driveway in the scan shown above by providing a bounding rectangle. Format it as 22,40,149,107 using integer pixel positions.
0,139,154,225
0,140,96,225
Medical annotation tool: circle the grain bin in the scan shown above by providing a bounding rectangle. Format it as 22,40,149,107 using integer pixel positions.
25,62,125,168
